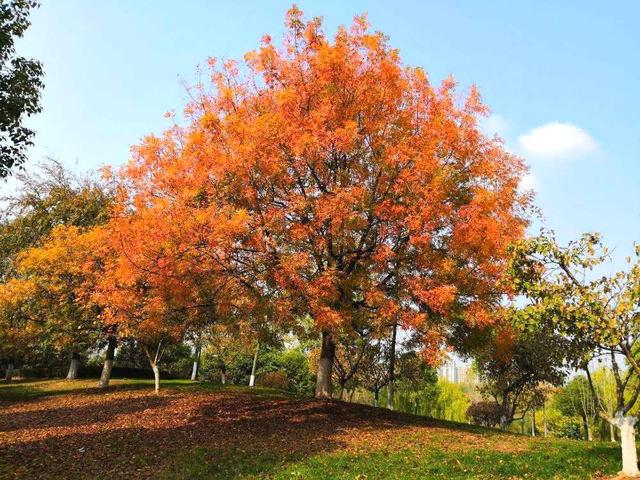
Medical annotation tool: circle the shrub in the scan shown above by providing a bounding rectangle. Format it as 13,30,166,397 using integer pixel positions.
467,401,504,428
257,370,291,390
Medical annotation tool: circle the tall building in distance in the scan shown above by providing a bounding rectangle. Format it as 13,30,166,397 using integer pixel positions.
437,356,476,384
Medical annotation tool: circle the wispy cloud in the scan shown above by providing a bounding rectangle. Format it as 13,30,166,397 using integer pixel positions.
480,113,509,138
518,122,599,160
519,172,537,192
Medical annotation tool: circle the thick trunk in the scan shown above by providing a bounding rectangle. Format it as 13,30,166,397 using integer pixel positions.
191,346,201,381
249,341,259,387
315,330,335,399
386,323,397,410
152,364,160,393
4,361,14,382
99,336,117,389
613,414,639,476
66,352,80,380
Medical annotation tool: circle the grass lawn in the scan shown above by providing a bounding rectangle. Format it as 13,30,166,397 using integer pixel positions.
0,379,624,479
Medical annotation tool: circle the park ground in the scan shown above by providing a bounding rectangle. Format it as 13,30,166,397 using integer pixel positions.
0,380,627,479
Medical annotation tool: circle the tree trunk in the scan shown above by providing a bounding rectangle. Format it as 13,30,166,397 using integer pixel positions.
99,336,116,389
152,364,160,393
66,352,80,380
249,341,259,387
613,414,639,477
4,360,14,382
338,384,345,400
315,330,335,399
610,422,617,442
373,390,379,407
543,403,548,437
583,415,593,441
531,410,536,436
221,370,226,385
191,345,201,381
386,322,397,410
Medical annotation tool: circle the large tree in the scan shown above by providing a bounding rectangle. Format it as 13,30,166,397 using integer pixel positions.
509,232,640,476
0,0,43,177
109,8,529,398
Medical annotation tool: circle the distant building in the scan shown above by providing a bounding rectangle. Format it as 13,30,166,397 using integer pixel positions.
437,356,476,384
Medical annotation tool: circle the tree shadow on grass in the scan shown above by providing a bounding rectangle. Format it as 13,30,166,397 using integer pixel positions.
0,386,619,480
0,394,170,432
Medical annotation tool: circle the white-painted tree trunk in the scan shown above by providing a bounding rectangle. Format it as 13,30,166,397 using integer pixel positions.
610,423,617,442
531,410,536,436
67,352,80,379
99,360,113,388
4,362,14,382
221,371,226,385
152,365,160,393
373,391,379,407
191,345,201,381
99,336,116,389
66,357,80,379
249,341,259,387
613,413,639,477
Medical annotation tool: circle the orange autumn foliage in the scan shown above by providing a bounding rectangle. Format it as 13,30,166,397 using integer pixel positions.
103,8,530,359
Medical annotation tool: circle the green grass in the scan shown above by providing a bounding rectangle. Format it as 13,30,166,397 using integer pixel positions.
0,379,623,479
160,440,617,480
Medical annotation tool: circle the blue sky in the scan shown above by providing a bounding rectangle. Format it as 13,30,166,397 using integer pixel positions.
8,1,640,269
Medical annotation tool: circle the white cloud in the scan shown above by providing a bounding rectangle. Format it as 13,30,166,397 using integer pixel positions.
518,122,598,160
480,113,509,138
519,172,537,192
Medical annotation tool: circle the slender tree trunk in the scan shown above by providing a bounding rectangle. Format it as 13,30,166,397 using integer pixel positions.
373,390,379,407
249,341,259,387
543,403,548,437
386,322,397,410
531,410,536,436
220,367,226,385
4,359,14,382
339,384,345,400
613,414,639,477
66,352,80,380
610,422,617,442
349,389,355,402
152,364,160,393
584,416,593,441
191,345,201,381
315,330,335,399
99,336,117,389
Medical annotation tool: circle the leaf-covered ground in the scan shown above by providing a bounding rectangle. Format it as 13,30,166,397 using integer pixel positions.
0,379,624,479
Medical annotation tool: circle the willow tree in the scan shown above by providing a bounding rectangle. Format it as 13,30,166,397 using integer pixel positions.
509,232,640,476
112,8,529,398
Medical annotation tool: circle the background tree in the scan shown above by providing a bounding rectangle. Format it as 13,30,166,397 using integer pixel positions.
0,0,43,177
357,338,392,407
11,225,105,379
509,231,640,475
475,321,567,429
555,376,598,441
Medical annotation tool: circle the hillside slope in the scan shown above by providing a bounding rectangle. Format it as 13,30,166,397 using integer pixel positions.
0,380,622,479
